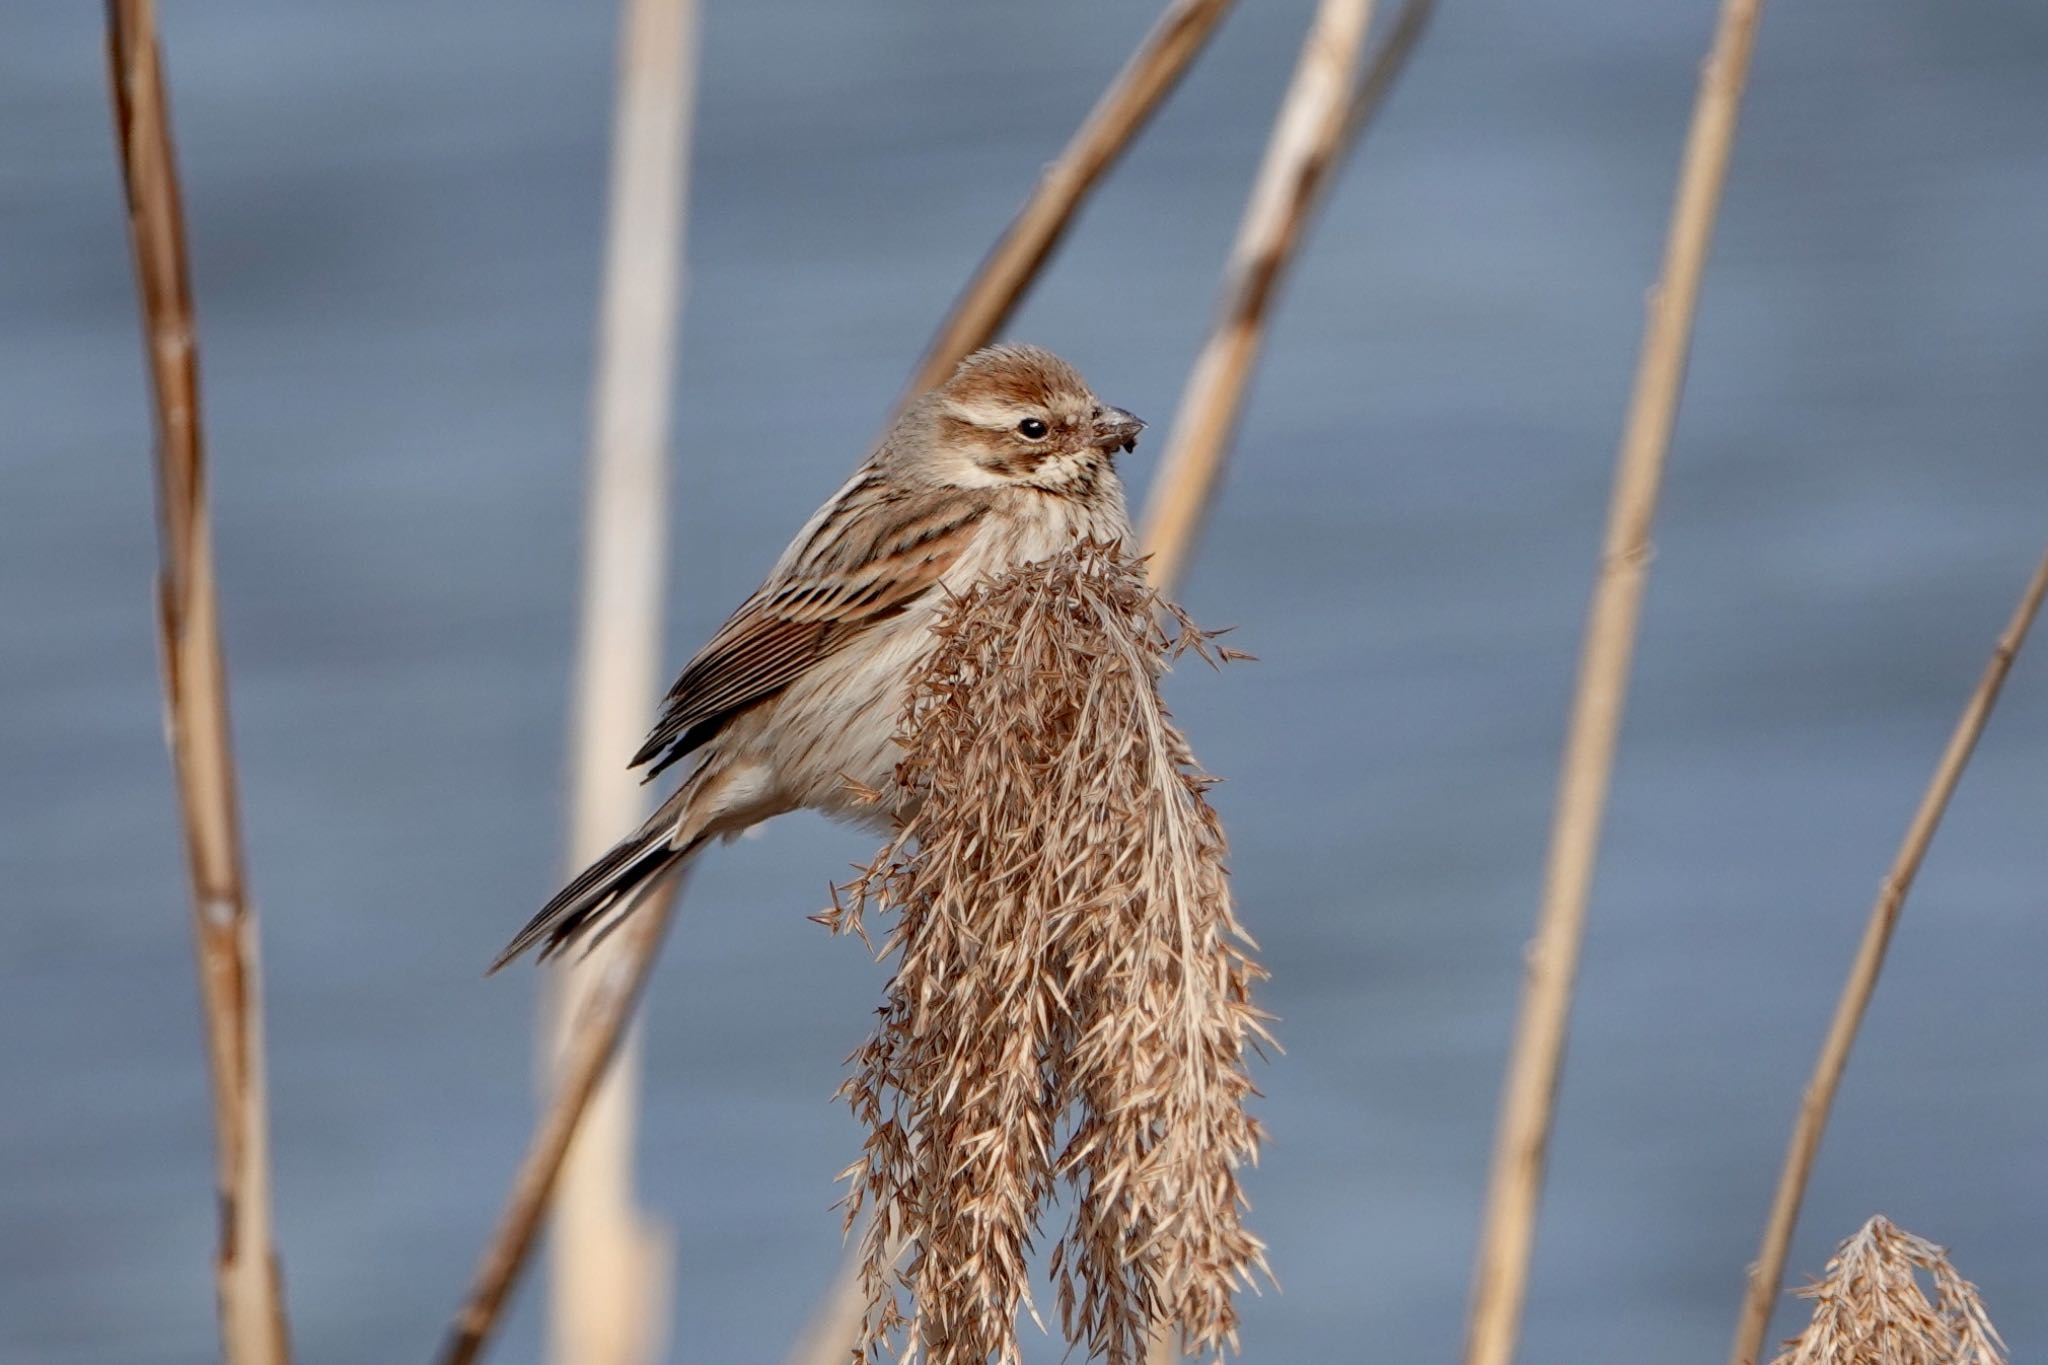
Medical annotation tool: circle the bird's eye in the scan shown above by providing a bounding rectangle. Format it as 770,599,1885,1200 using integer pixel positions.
1017,417,1049,440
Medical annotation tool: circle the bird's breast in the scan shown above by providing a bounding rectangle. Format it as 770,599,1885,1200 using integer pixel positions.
943,482,1132,590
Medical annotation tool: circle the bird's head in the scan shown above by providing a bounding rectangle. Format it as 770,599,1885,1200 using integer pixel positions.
895,343,1145,493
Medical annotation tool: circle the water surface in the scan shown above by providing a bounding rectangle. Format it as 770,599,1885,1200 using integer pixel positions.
4,1,2046,1360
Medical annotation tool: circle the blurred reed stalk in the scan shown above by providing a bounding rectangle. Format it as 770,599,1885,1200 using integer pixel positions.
103,3,292,1362
439,2,698,1362
1767,1216,2005,1365
782,1244,879,1365
900,0,1240,406
443,898,679,1365
1137,0,1383,595
1340,0,1437,146
1460,2,1767,1363
1727,546,2048,1365
543,0,698,1362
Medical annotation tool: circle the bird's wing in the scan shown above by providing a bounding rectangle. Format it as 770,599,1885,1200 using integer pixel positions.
631,477,992,777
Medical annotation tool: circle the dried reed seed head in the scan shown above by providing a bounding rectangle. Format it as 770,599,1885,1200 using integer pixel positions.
1770,1216,2005,1365
826,541,1267,1365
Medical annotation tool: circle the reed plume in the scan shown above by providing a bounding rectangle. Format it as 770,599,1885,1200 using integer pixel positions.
822,542,1267,1364
1768,1217,2004,1365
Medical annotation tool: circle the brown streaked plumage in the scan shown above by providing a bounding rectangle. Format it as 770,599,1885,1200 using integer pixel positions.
632,486,993,779
492,343,1145,970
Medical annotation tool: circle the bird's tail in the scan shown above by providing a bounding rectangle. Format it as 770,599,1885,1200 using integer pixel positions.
488,802,702,974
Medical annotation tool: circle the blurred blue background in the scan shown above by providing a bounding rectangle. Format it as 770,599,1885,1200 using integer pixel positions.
4,0,2046,1361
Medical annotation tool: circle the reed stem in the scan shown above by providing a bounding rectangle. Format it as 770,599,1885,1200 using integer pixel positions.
1460,3,1767,1363
438,2,698,1360
543,0,699,1362
441,886,683,1365
1136,0,1380,595
104,5,293,1362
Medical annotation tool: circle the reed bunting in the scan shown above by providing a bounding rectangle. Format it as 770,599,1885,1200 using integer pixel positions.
492,343,1144,969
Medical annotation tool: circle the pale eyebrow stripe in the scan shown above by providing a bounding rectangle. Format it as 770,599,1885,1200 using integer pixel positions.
945,397,1034,427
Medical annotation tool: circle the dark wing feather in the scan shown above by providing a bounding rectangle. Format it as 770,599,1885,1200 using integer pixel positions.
631,482,991,776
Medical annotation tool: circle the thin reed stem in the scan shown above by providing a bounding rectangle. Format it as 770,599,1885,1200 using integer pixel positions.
545,0,699,1362
1136,0,1381,595
782,1228,883,1365
1460,3,1768,1363
1134,0,1435,612
103,5,292,1362
1726,547,2048,1365
439,1,699,1360
901,0,1240,406
441,881,683,1365
1342,0,1437,147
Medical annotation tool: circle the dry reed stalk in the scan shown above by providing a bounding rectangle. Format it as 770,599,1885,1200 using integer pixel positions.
1340,0,1438,147
783,1232,882,1365
103,6,292,1363
438,2,699,1361
543,1,698,1363
1135,0,1378,595
1460,3,1768,1363
1767,1216,2005,1365
442,883,683,1365
900,0,1240,406
1727,545,2048,1365
1457,0,1770,1356
822,543,1267,1365
1136,0,1438,606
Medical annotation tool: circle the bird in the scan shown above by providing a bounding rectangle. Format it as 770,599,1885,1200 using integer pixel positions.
491,343,1145,970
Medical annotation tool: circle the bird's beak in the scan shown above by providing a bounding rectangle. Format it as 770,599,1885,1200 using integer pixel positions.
1092,406,1146,455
